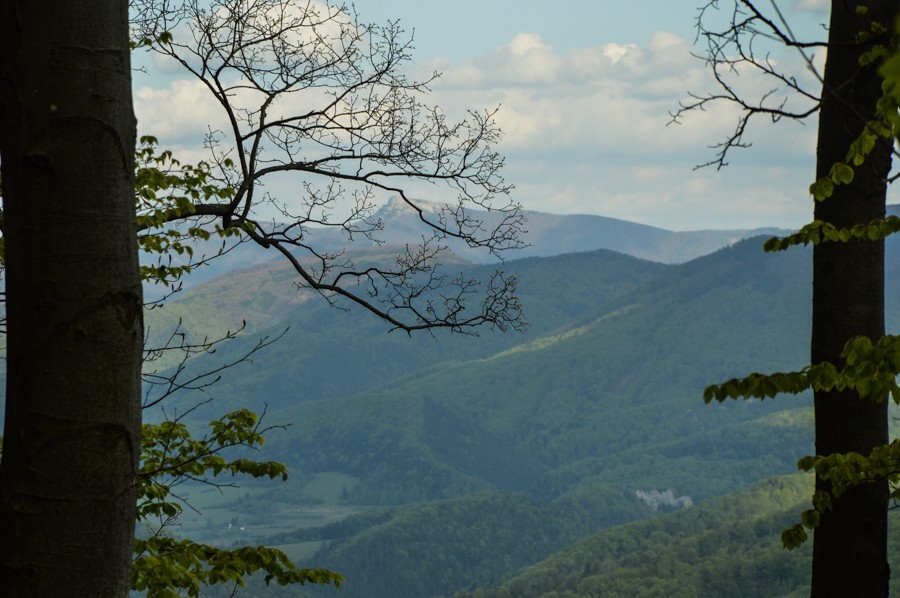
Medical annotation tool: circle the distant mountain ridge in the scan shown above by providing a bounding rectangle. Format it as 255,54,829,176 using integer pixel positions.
365,196,792,264
145,198,794,298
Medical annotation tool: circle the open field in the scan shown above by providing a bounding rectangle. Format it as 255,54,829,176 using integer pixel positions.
147,472,365,549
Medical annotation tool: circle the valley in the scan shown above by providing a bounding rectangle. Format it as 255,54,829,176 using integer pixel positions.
130,204,879,597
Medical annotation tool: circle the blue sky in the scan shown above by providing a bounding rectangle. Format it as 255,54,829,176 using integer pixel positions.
360,1,698,59
133,0,854,231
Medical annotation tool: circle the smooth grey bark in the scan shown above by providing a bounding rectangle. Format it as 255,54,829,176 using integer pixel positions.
810,1,894,595
0,0,142,595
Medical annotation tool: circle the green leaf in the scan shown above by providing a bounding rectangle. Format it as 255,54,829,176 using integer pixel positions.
810,177,834,201
781,524,808,550
800,508,820,529
830,162,855,185
134,409,342,594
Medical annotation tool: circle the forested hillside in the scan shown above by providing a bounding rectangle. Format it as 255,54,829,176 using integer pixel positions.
262,237,813,504
143,249,668,416
24,219,900,596
458,475,816,598
458,476,900,598
135,234,843,597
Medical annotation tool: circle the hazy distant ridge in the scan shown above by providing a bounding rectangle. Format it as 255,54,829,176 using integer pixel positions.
511,207,788,263
368,197,791,264
146,199,793,299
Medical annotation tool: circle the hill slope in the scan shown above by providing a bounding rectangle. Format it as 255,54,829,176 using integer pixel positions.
173,238,817,597
132,218,900,596
456,475,816,598
264,237,813,503
144,249,668,415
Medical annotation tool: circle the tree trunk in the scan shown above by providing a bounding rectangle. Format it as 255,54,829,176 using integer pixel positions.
0,1,142,595
811,2,894,595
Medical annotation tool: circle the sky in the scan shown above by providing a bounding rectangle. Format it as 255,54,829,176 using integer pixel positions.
131,0,867,232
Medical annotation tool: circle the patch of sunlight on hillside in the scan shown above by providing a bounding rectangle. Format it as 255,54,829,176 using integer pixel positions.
487,304,640,360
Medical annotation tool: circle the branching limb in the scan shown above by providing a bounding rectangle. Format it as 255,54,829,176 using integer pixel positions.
142,320,287,409
130,0,525,332
671,0,824,168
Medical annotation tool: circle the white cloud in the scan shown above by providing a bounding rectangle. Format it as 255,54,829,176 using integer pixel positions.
407,30,829,229
133,27,828,230
426,31,807,161
507,32,549,56
134,79,226,140
793,0,828,12
600,43,633,64
506,155,816,231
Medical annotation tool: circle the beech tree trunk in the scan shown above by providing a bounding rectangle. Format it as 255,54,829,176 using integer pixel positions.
0,1,142,595
811,2,894,595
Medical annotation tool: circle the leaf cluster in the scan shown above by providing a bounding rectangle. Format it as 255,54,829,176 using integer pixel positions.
705,334,900,405
708,331,900,550
783,439,900,549
134,408,343,596
764,215,900,251
135,136,246,287
804,22,900,203
132,538,341,597
137,409,284,520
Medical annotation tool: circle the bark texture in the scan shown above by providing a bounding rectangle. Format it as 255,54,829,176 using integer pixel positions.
0,0,142,595
811,1,895,595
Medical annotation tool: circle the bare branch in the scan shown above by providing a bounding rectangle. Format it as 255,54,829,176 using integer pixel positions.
130,0,525,332
671,0,824,168
142,320,287,409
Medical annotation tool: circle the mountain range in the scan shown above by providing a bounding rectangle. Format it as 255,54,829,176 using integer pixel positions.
138,207,884,596
7,202,899,596
367,196,791,264
143,197,790,299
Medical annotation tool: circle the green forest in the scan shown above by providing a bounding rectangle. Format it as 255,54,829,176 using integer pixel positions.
127,230,900,597
3,0,900,596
